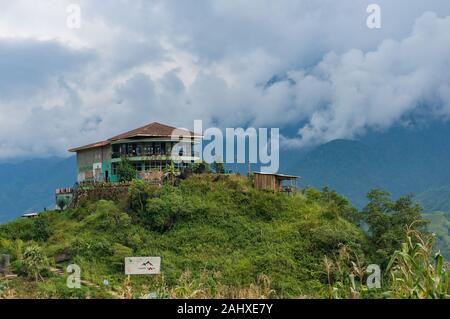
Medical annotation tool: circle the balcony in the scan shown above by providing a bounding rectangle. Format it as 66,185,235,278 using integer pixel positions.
111,150,201,160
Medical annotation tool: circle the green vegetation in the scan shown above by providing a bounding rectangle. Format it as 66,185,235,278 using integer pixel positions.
423,212,450,261
211,160,225,174
362,190,428,266
0,174,447,299
417,186,450,213
116,157,136,182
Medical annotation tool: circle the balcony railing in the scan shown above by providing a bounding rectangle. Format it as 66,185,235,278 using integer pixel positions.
111,151,200,159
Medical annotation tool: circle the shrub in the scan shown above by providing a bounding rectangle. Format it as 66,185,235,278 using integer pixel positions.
128,179,158,213
211,160,225,174
143,190,195,232
117,157,136,182
32,218,50,241
22,244,50,282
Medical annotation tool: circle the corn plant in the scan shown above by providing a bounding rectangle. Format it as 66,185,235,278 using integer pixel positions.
322,245,371,299
385,226,449,299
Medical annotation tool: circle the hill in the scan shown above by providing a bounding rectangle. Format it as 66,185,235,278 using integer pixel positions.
417,186,450,212
0,174,369,298
0,174,446,299
2,122,450,223
423,212,450,261
286,122,450,208
0,157,75,223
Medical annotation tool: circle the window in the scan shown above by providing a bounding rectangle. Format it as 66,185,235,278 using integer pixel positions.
132,162,142,171
120,144,127,155
155,143,161,154
136,144,142,156
144,144,153,156
112,163,117,175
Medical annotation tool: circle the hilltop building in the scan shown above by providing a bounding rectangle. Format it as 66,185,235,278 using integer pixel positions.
69,122,202,183
253,172,298,193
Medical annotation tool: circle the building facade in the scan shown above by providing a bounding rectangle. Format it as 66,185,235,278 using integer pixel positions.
69,122,202,183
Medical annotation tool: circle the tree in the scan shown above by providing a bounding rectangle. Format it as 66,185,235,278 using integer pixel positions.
22,244,49,282
57,198,67,210
117,157,136,182
211,160,225,174
164,161,177,185
33,218,50,241
191,161,209,174
362,189,428,265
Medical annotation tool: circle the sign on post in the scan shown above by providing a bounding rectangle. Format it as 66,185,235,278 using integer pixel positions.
125,257,161,275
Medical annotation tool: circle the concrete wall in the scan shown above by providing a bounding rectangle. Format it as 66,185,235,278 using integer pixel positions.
76,146,111,182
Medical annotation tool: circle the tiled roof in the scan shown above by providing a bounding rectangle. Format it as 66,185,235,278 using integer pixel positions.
69,122,200,152
68,140,110,152
108,122,197,141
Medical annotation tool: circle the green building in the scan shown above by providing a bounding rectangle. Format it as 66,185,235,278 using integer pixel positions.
69,122,202,183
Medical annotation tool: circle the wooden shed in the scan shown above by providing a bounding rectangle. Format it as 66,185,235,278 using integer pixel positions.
253,172,298,193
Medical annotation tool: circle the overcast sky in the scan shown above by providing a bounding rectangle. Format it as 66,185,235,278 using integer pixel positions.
1,0,450,158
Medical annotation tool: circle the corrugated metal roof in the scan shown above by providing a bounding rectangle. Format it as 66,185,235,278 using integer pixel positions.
253,172,299,179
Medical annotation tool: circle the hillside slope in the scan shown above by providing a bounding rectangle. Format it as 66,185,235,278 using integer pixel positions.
286,122,450,208
417,186,450,212
0,174,367,298
0,157,75,222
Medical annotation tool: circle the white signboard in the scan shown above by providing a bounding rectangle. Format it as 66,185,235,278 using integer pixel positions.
125,257,161,275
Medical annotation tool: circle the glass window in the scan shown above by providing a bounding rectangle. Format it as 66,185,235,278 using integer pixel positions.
120,144,127,155
136,144,142,156
144,144,151,156
112,163,117,175
155,143,161,154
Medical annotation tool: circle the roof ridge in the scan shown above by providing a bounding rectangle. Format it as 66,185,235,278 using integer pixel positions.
69,121,201,152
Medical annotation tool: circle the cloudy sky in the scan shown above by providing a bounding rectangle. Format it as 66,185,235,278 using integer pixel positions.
1,0,450,158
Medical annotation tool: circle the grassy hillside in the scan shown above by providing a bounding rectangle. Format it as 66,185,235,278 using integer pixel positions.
417,186,450,213
0,174,447,299
0,174,369,298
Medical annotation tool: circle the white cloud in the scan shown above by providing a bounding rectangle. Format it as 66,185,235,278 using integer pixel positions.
1,1,450,158
286,12,450,147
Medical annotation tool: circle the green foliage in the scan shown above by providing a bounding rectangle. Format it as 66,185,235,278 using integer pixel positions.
423,212,450,261
417,185,450,212
37,276,109,299
211,160,225,174
386,227,449,299
56,198,67,210
4,175,444,299
322,245,375,299
0,216,51,242
84,200,132,230
32,218,50,241
117,157,136,182
190,161,209,174
139,187,195,232
128,179,158,213
164,161,179,185
22,244,50,282
362,189,428,266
